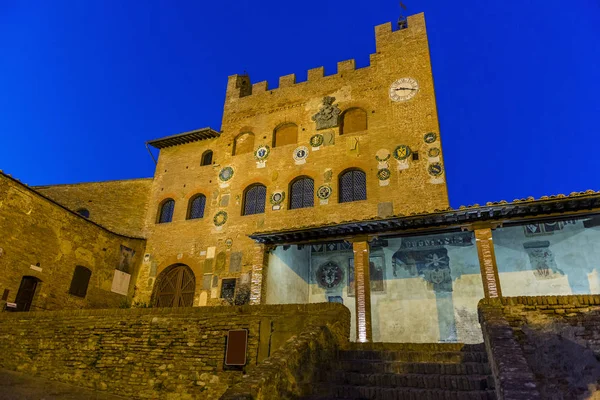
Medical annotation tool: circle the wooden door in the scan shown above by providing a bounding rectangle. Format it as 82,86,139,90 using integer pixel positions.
15,276,39,312
155,265,195,307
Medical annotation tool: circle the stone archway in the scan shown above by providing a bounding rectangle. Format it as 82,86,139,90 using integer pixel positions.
153,264,196,307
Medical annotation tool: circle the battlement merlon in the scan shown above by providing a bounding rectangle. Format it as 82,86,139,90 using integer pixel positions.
224,12,427,101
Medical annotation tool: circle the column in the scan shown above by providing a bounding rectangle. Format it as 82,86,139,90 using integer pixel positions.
249,243,270,305
474,228,502,298
352,240,372,342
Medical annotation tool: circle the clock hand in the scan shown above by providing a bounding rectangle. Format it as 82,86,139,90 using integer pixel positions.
394,87,417,91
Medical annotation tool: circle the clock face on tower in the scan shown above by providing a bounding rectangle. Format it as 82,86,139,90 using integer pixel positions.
389,77,419,102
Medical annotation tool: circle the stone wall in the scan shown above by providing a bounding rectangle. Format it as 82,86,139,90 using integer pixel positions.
0,172,146,311
0,303,350,400
35,178,153,238
479,295,600,400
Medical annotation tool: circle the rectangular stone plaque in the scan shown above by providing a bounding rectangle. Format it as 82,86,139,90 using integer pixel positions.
230,252,243,273
377,202,393,218
202,274,212,290
203,258,213,274
111,270,130,296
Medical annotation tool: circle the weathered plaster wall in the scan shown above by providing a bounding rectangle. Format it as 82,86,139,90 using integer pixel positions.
0,303,350,400
372,232,484,343
309,246,357,341
0,173,146,311
138,13,450,306
265,246,310,304
493,215,600,296
35,178,153,237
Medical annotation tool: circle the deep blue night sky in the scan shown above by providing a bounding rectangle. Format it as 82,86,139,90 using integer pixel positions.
1,1,599,208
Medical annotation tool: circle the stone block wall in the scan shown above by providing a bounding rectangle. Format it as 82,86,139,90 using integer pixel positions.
479,295,600,400
0,303,350,399
35,177,153,238
0,172,146,311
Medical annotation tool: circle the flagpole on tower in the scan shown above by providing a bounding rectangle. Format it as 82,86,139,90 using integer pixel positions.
398,2,408,30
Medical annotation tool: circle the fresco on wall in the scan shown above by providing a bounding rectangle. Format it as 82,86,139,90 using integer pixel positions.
493,215,600,295
117,245,135,274
348,256,385,296
379,232,481,343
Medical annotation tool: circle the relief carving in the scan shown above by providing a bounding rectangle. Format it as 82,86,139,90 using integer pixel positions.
312,96,341,130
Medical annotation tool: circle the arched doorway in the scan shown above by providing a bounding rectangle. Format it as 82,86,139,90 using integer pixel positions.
153,264,196,307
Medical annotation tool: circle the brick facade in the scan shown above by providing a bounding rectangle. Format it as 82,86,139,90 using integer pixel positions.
139,13,449,307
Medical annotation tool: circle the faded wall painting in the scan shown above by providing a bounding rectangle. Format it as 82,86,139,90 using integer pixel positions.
369,231,483,343
118,245,136,274
493,215,600,296
348,256,385,296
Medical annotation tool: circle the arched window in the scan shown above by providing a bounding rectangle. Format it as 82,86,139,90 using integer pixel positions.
187,194,206,220
242,184,267,216
340,108,367,135
339,169,367,203
233,132,255,155
157,199,175,223
201,150,213,166
76,208,90,218
69,266,92,298
289,176,314,210
273,123,298,147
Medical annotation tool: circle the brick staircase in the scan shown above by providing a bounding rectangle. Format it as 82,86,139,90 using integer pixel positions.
301,343,496,400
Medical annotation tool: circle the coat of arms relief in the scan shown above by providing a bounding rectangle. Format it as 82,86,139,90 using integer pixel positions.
312,96,341,130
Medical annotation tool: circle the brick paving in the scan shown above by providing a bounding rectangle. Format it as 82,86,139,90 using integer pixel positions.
0,369,126,400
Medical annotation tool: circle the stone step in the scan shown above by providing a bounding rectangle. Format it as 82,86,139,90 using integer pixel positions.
324,371,494,391
338,350,488,363
345,342,485,353
336,361,492,375
308,384,497,400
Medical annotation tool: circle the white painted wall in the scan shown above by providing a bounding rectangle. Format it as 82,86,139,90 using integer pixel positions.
493,218,600,296
265,246,310,304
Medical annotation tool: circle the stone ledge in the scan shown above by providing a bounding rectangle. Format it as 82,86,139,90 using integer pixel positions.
479,295,600,308
0,302,348,320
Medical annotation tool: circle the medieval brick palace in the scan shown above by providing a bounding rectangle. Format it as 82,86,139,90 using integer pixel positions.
2,13,600,346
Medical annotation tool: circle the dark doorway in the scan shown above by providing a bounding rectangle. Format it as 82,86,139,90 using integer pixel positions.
154,264,196,307
14,276,40,312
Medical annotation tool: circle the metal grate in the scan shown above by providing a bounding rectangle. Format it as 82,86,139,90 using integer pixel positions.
340,170,367,203
290,177,314,209
159,199,175,223
243,185,266,215
188,195,206,219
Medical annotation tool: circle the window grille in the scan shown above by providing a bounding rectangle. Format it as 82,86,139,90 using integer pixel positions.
290,177,314,209
158,199,175,223
69,266,92,298
243,185,266,215
339,169,367,203
188,195,206,219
